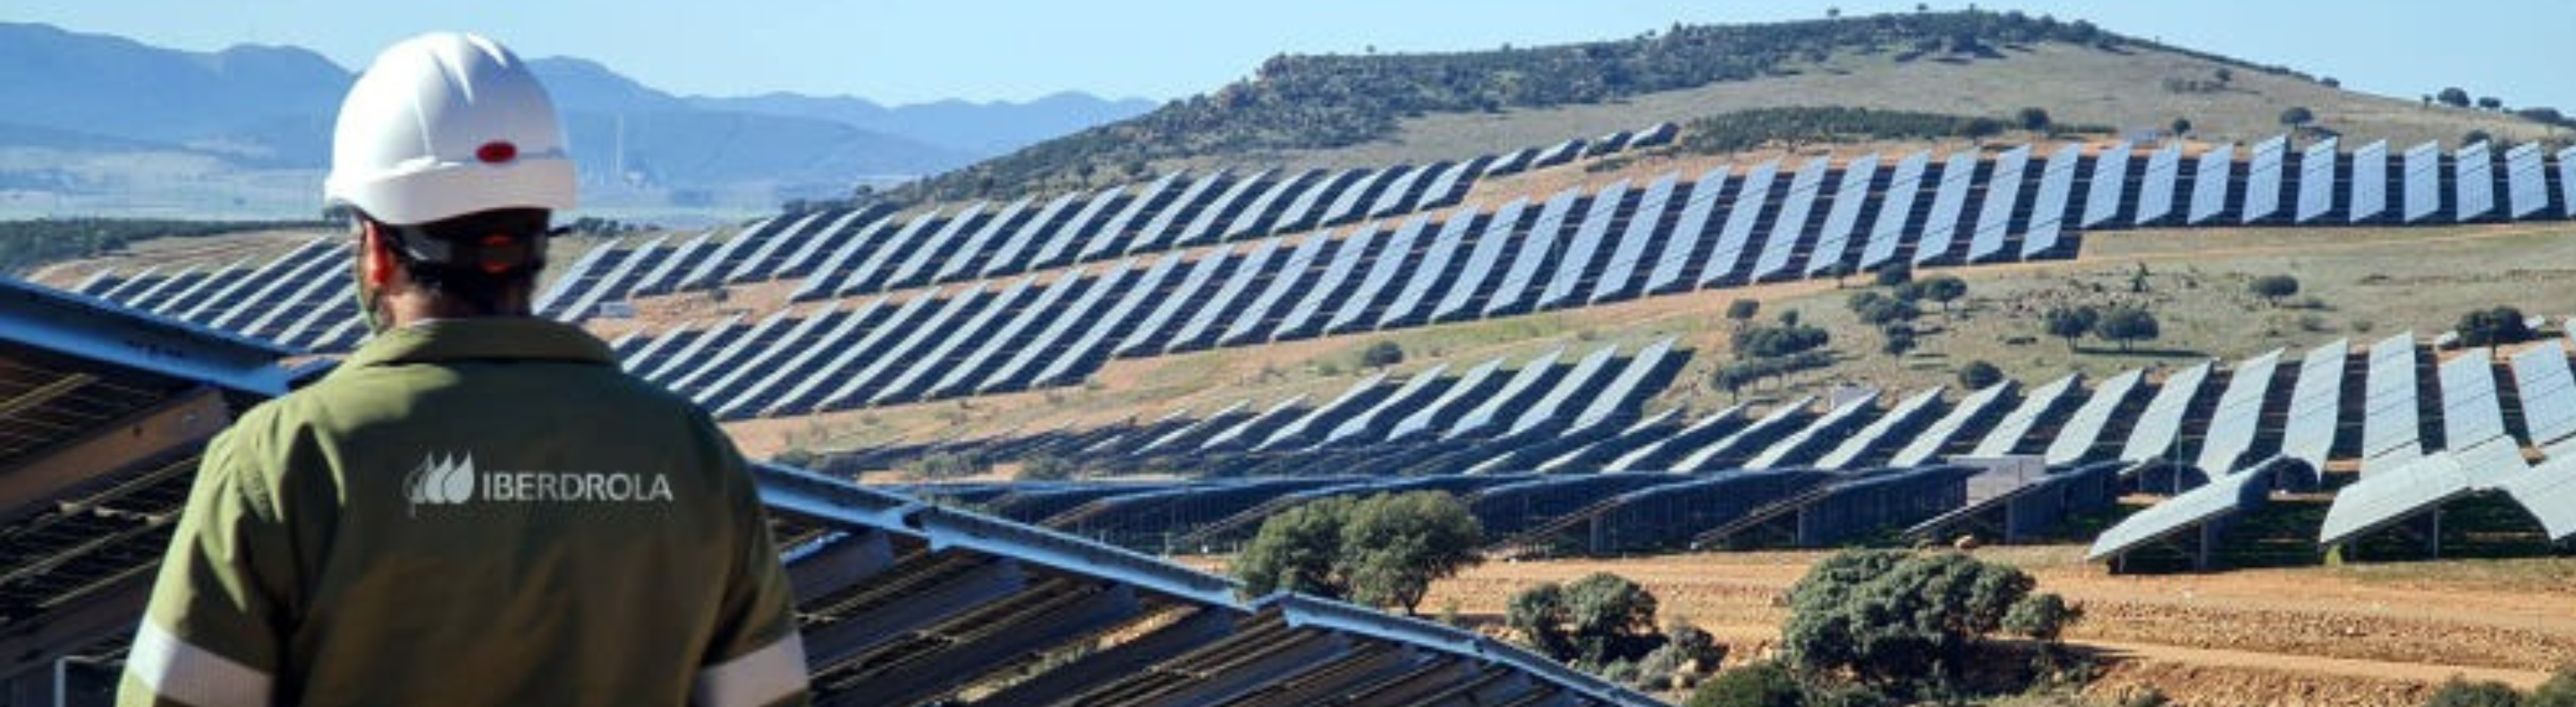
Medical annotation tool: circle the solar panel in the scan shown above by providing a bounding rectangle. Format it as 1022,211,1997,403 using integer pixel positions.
1113,248,1233,357
935,198,1033,283
558,234,672,321
2020,143,2081,260
1970,372,2081,457
884,203,988,289
1814,387,1946,471
1411,158,1487,210
1376,208,1477,328
1748,389,1880,470
1223,171,1318,240
1268,170,1361,235
718,298,886,418
1443,347,1567,440
1320,362,1455,447
2511,341,2576,449
2294,137,2341,223
2134,142,2183,226
1561,336,1680,433
1430,198,1530,322
1860,152,1930,270
1911,149,1979,266
2506,143,2550,219
1165,238,1280,353
2118,361,2215,463
1532,140,1586,169
1220,232,1332,346
2241,136,2289,223
1385,356,1512,442
2402,141,2443,222
1497,345,1622,439
1366,164,1437,219
147,257,249,316
1326,217,1420,334
665,309,796,396
719,211,825,285
929,268,1089,399
1026,254,1173,388
2043,369,2148,465
2195,349,2285,473
833,209,943,296
1271,227,1377,341
1254,371,1394,452
2349,141,2391,222
1703,159,1780,285
673,217,777,292
1808,155,1879,277
773,209,880,284
2320,436,2525,546
830,283,995,409
1484,188,1582,317
697,305,847,411
1645,166,1727,293
637,314,744,383
1080,173,1182,260
1174,170,1272,248
1198,394,1312,453
1318,167,1397,228
1962,145,2031,264
1671,396,1817,471
2279,339,2352,467
1604,406,1747,472
1538,180,1630,310
2080,142,2132,227
2562,147,2576,218
974,192,1079,279
1890,381,2015,467
2086,462,2270,561
2453,141,2496,221
204,240,338,329
93,264,161,302
2438,348,2507,446
2360,332,2424,473
1129,172,1226,254
1031,186,1125,269
1752,158,1830,280
1593,172,1682,303
2186,143,2235,225
241,247,369,336
1483,148,1538,176
763,294,921,412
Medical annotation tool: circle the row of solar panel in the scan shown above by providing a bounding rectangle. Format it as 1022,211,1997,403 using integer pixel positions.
530,122,1681,322
862,336,2576,558
67,238,365,353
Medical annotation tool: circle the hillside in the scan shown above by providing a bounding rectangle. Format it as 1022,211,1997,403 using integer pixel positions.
900,11,2568,204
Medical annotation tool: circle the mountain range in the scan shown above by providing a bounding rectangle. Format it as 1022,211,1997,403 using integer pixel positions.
0,21,1155,215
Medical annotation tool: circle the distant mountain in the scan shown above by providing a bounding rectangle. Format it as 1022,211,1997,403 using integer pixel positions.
0,22,1141,215
691,91,1158,155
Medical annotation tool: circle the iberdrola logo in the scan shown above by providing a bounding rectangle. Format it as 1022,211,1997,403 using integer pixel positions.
405,453,477,515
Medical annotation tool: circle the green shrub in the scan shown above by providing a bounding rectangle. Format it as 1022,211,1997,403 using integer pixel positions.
2424,677,2525,707
1688,660,1805,707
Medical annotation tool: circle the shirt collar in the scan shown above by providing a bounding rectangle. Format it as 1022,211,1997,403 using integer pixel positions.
337,318,617,371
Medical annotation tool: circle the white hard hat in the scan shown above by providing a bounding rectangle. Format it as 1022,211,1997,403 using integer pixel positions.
325,32,576,226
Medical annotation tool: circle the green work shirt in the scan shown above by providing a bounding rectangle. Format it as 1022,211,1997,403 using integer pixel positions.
120,318,809,707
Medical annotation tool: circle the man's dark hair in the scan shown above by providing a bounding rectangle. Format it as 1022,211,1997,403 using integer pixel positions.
355,208,551,315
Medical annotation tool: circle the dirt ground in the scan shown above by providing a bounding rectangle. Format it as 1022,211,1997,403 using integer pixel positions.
1404,546,2575,706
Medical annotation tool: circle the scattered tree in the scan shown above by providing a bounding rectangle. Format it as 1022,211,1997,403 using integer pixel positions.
1725,299,1763,328
1686,660,1804,707
2169,116,2193,136
2438,87,2473,107
1914,275,1968,313
2213,67,2233,84
2456,305,2534,346
2097,306,2162,352
1782,550,2047,696
1957,360,2004,389
2016,106,2052,132
2279,106,2315,128
2004,592,2081,643
2425,677,2527,707
1881,324,1919,356
1236,497,1357,598
1360,340,1405,368
2478,96,2505,111
1338,491,1485,614
2249,274,2301,306
2464,129,2495,146
1874,263,1914,287
2043,305,2099,351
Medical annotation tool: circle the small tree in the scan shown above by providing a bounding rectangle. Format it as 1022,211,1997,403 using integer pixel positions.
1874,263,1913,287
2279,106,2315,129
1338,491,1485,614
1957,360,2004,390
1686,660,1803,707
2438,87,2473,107
2478,96,2505,111
2249,274,2301,306
2043,305,2098,351
1360,340,1405,368
2456,305,2534,346
1563,573,1663,665
2464,129,2495,146
1783,550,2037,695
2016,106,2052,132
2169,116,2192,136
2425,677,2527,707
1236,498,1356,598
1916,275,1968,313
2004,592,2081,643
2097,307,2162,352
1507,583,1572,658
1725,299,1762,329
1881,325,1919,356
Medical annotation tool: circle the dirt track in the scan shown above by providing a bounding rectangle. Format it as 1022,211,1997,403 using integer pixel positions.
1415,547,2574,705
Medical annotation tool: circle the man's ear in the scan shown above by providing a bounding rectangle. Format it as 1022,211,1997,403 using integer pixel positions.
360,221,397,290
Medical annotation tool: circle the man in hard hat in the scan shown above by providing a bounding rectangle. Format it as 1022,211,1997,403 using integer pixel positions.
119,33,808,707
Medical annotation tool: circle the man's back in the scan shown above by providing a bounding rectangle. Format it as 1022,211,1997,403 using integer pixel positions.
122,319,805,707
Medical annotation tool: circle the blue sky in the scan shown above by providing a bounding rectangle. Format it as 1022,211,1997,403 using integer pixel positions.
12,1,2573,112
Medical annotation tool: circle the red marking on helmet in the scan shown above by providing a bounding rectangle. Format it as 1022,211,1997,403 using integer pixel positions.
476,141,517,164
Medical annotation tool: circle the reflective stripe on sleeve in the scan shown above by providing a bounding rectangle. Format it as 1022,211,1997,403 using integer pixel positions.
693,633,809,707
126,619,273,707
